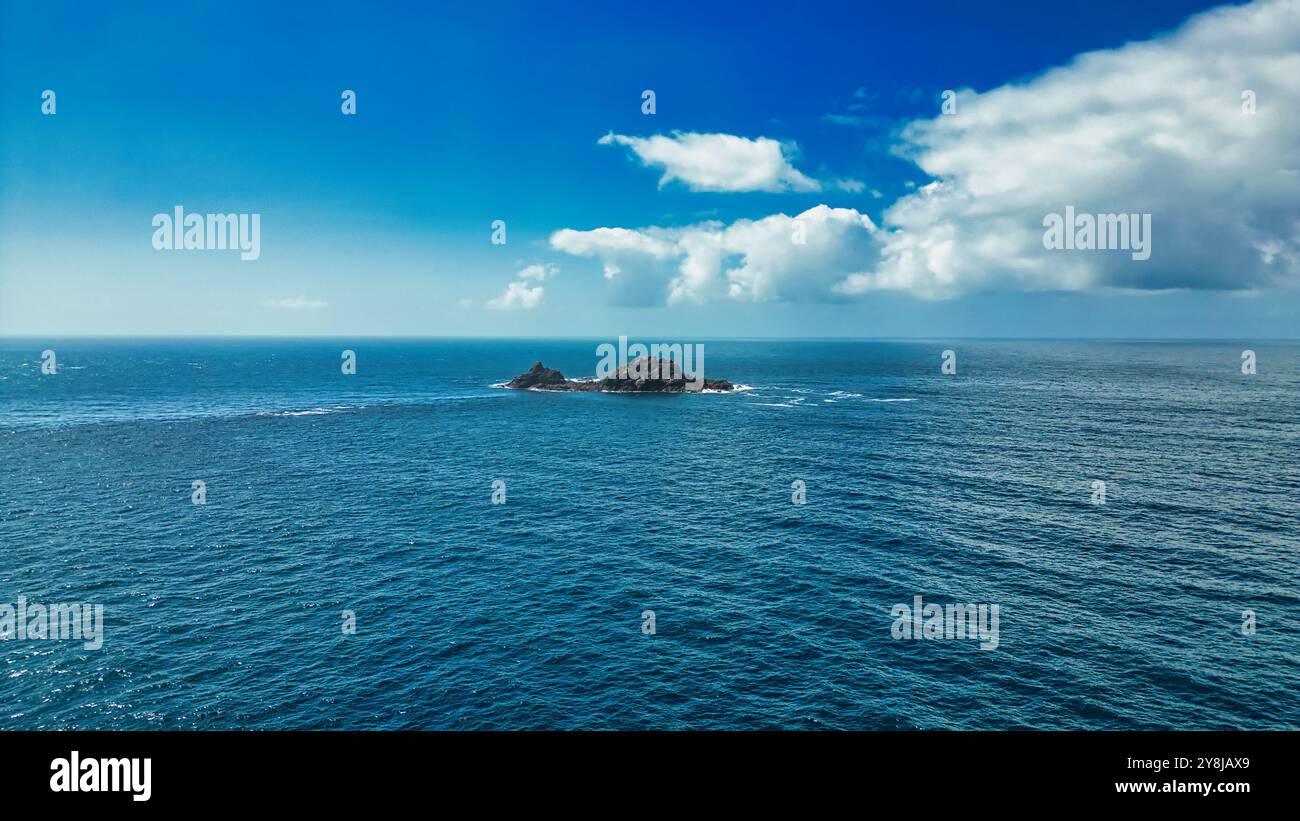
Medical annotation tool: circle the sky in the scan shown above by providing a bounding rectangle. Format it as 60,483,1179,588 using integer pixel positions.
1,0,1297,337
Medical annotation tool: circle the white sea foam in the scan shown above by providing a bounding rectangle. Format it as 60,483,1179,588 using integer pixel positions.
743,387,918,406
259,407,338,417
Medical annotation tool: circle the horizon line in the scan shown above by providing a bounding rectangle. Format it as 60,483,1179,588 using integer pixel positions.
2,334,1297,342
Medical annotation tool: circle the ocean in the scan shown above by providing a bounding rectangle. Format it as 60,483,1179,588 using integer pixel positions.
1,338,1296,729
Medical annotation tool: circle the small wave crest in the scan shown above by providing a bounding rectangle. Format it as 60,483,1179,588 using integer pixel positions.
257,407,345,417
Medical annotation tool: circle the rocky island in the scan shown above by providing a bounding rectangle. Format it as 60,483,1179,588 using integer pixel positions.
505,356,735,393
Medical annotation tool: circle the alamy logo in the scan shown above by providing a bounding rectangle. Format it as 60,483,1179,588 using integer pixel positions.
596,336,705,389
1042,206,1150,261
152,206,261,261
891,595,1000,650
0,596,103,650
50,751,151,802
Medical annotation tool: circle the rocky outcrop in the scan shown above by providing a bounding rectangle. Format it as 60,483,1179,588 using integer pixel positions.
505,361,568,389
505,356,734,393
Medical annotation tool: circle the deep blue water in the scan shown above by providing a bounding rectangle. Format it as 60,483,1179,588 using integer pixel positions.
1,338,1297,729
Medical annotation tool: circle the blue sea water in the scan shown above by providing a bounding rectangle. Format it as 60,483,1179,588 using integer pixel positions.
0,338,1297,730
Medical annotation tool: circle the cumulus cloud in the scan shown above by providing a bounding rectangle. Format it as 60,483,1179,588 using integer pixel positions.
859,0,1300,296
260,296,328,310
599,131,822,192
487,262,558,310
487,281,544,310
517,262,559,281
561,0,1300,303
550,205,880,305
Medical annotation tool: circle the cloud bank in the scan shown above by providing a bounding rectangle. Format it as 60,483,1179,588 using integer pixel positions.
558,0,1300,304
552,206,879,305
861,0,1300,297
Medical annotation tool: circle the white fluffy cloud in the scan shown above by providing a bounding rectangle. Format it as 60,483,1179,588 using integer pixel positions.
517,263,558,281
860,0,1300,296
487,281,544,310
599,131,822,192
559,0,1300,303
487,262,557,310
551,205,880,305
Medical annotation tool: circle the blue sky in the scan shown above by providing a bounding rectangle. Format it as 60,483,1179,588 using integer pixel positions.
2,0,1297,337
